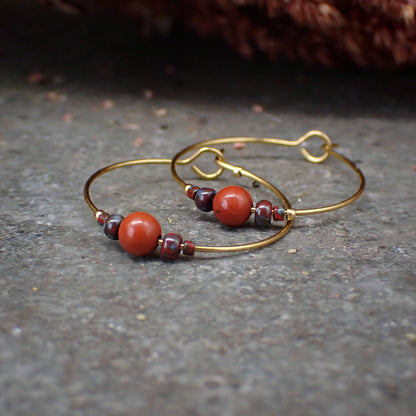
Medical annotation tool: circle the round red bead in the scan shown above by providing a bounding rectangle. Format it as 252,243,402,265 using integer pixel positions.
212,186,253,227
118,212,161,256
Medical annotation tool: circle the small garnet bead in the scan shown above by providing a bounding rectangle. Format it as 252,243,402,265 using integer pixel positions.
273,206,285,221
194,187,216,212
186,185,200,200
161,233,183,260
104,214,124,240
97,211,110,227
254,200,273,228
182,240,195,256
118,212,161,256
212,186,253,227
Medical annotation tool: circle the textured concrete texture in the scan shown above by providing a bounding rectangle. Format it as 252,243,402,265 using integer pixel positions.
1,1,416,416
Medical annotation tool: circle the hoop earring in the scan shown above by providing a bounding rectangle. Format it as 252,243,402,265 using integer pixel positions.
84,148,294,260
170,130,365,225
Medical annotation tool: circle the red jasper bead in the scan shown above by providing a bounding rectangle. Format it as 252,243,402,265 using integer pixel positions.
118,212,161,256
212,186,253,227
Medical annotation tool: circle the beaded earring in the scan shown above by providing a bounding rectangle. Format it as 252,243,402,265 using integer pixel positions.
84,147,294,260
170,131,365,227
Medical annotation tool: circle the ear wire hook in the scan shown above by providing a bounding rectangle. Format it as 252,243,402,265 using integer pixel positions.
295,130,333,164
176,146,226,180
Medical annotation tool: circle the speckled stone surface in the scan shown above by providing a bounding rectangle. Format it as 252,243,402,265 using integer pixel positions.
1,2,415,416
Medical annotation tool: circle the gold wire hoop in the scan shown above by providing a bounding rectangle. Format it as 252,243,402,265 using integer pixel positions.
84,148,294,257
171,130,365,220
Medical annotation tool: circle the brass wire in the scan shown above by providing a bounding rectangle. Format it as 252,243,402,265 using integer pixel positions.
84,147,294,254
170,130,365,219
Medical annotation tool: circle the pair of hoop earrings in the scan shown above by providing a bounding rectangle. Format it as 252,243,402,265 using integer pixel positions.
84,131,365,260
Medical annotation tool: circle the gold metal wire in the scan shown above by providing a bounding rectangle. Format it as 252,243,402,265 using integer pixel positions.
84,147,294,254
171,130,365,220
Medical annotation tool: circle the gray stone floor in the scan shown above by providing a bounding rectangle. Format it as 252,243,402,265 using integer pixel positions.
1,1,415,415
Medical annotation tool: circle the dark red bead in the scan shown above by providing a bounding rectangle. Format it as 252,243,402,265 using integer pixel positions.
104,214,124,240
273,206,285,221
118,212,162,256
254,200,273,228
97,211,110,226
194,188,216,212
186,185,200,200
212,186,253,227
161,233,183,260
183,240,195,256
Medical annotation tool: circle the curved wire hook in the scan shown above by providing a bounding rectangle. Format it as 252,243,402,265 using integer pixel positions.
295,130,333,163
176,146,226,180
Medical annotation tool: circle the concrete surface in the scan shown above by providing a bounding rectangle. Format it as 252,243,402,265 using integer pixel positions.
0,1,415,415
